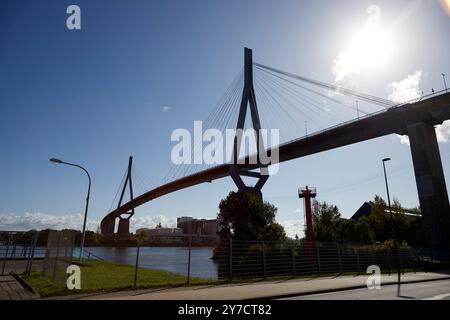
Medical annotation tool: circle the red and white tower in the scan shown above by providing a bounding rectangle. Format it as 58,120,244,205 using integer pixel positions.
298,186,317,242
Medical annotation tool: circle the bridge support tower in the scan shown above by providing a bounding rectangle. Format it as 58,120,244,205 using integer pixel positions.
408,122,450,248
100,156,135,236
230,47,269,197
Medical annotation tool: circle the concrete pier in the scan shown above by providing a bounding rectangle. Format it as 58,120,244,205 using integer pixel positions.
408,122,450,248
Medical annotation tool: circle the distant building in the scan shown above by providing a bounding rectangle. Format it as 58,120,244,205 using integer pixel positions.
136,227,183,238
350,201,421,221
177,216,219,237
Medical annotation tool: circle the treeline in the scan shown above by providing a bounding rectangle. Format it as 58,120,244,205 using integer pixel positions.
312,195,424,246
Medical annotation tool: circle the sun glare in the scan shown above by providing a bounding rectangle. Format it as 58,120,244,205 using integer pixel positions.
350,24,391,70
332,5,393,82
441,0,450,16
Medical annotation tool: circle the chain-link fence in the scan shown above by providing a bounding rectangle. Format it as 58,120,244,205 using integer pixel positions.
2,230,450,288
0,231,45,276
211,240,450,281
83,236,450,286
42,230,76,284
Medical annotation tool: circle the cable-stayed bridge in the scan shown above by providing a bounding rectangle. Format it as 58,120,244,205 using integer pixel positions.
101,48,450,248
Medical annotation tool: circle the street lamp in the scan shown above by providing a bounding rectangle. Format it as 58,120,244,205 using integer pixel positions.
50,158,91,262
382,157,401,296
382,158,393,219
442,73,448,92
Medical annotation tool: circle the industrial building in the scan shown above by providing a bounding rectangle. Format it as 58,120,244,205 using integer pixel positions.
177,216,219,238
350,201,422,221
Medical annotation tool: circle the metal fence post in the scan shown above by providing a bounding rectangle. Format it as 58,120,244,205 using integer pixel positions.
134,245,140,287
187,237,192,286
337,243,342,274
398,247,404,275
26,231,38,276
371,246,376,265
291,245,296,277
229,238,233,281
69,232,75,266
52,232,62,282
316,242,321,276
354,247,360,275
11,239,17,259
386,248,391,276
411,248,416,273
262,241,267,280
1,232,12,276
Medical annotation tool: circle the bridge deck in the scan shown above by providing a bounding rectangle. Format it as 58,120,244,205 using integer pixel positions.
101,92,450,232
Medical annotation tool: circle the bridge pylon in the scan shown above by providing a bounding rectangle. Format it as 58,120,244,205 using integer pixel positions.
407,122,450,248
100,156,135,236
230,47,269,197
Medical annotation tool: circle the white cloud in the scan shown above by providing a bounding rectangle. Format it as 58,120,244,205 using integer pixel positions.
0,212,177,233
436,121,450,143
389,71,450,145
397,121,450,146
0,212,100,232
388,70,422,103
397,134,410,146
130,215,177,231
161,106,171,113
279,219,305,239
1,212,307,240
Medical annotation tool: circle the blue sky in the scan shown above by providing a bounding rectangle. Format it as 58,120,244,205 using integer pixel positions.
1,0,450,237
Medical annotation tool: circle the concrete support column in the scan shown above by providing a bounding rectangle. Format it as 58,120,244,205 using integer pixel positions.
117,217,130,236
408,122,450,248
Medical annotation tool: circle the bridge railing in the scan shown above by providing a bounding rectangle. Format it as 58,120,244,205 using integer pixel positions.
247,89,450,160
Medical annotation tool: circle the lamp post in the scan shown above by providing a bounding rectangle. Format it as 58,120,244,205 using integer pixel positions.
50,158,91,262
382,157,401,296
443,73,448,92
382,158,393,219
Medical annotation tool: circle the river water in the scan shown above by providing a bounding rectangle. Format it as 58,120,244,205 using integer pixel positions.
84,246,219,279
1,245,219,279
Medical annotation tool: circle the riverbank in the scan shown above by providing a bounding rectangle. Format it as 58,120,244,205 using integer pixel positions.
34,270,450,300
24,260,220,297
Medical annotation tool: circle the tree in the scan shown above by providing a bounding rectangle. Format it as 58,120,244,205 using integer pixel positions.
217,190,286,241
368,195,390,240
258,223,286,241
156,222,163,229
312,200,341,242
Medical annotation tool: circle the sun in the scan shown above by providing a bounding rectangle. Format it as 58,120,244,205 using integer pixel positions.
349,23,391,70
333,5,393,82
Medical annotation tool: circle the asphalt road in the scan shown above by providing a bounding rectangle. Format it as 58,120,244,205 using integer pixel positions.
281,279,450,300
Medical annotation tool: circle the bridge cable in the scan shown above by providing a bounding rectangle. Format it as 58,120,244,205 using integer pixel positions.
254,63,395,108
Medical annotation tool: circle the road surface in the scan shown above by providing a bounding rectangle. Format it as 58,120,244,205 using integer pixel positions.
281,279,450,300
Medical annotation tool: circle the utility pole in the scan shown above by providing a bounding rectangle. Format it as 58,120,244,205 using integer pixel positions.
382,157,401,296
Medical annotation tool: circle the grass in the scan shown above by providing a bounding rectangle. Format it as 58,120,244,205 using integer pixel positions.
24,259,428,298
24,259,221,297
